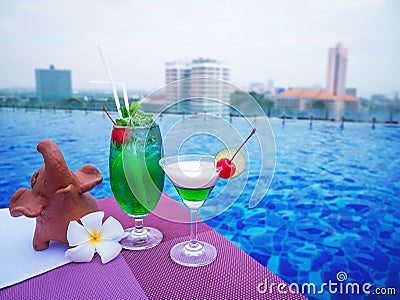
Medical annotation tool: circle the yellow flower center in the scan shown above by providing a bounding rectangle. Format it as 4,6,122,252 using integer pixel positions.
89,231,102,245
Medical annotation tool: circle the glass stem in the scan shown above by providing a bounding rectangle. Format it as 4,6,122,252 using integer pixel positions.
189,209,198,246
134,218,145,234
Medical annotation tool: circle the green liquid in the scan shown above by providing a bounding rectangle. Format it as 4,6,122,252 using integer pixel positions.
109,128,164,216
174,186,214,202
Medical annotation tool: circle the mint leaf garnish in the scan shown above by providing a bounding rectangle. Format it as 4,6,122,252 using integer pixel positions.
116,102,153,127
129,102,140,116
120,107,129,118
116,118,128,126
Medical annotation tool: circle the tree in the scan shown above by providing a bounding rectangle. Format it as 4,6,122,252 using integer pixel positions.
249,92,274,111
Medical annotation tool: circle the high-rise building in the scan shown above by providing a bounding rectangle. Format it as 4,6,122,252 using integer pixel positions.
164,58,230,114
326,43,348,95
165,61,191,103
190,58,230,101
35,65,72,102
165,60,191,83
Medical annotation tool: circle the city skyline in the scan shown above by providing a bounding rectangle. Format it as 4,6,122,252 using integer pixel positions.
0,0,399,98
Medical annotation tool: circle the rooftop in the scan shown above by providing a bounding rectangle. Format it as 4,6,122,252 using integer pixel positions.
277,89,360,102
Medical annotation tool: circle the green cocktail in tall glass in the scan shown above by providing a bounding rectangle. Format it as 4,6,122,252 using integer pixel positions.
109,124,164,250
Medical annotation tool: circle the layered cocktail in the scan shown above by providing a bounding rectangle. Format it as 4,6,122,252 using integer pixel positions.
159,129,256,266
159,155,220,266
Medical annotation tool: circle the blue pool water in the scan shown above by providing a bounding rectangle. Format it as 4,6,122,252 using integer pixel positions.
1,108,399,298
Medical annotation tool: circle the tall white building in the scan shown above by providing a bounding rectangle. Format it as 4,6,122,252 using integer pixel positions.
164,58,230,114
326,43,348,95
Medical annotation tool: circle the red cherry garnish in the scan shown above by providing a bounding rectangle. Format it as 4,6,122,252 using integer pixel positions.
217,128,256,179
217,158,236,179
104,105,129,144
112,128,129,144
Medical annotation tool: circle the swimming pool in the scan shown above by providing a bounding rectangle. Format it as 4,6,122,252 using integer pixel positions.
1,108,399,298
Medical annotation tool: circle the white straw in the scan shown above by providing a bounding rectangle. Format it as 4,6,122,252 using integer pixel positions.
90,80,130,112
97,46,124,117
119,82,130,112
90,80,112,85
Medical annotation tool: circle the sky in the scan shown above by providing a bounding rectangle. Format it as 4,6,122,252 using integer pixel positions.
0,0,399,98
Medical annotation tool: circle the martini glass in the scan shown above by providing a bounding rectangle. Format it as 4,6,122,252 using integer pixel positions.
109,124,164,250
159,154,220,267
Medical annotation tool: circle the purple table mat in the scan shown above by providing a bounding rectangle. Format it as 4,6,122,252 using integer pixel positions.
1,194,307,300
102,194,307,300
0,254,147,300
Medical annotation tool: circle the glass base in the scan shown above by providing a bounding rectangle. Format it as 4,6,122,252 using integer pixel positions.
120,227,163,250
170,241,217,267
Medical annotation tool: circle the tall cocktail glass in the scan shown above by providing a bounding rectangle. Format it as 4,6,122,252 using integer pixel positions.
159,154,220,267
109,124,164,250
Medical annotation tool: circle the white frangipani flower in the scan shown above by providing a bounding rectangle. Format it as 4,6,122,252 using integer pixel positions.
65,211,124,264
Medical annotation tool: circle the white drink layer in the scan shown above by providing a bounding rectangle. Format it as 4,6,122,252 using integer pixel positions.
163,160,219,189
182,200,205,210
